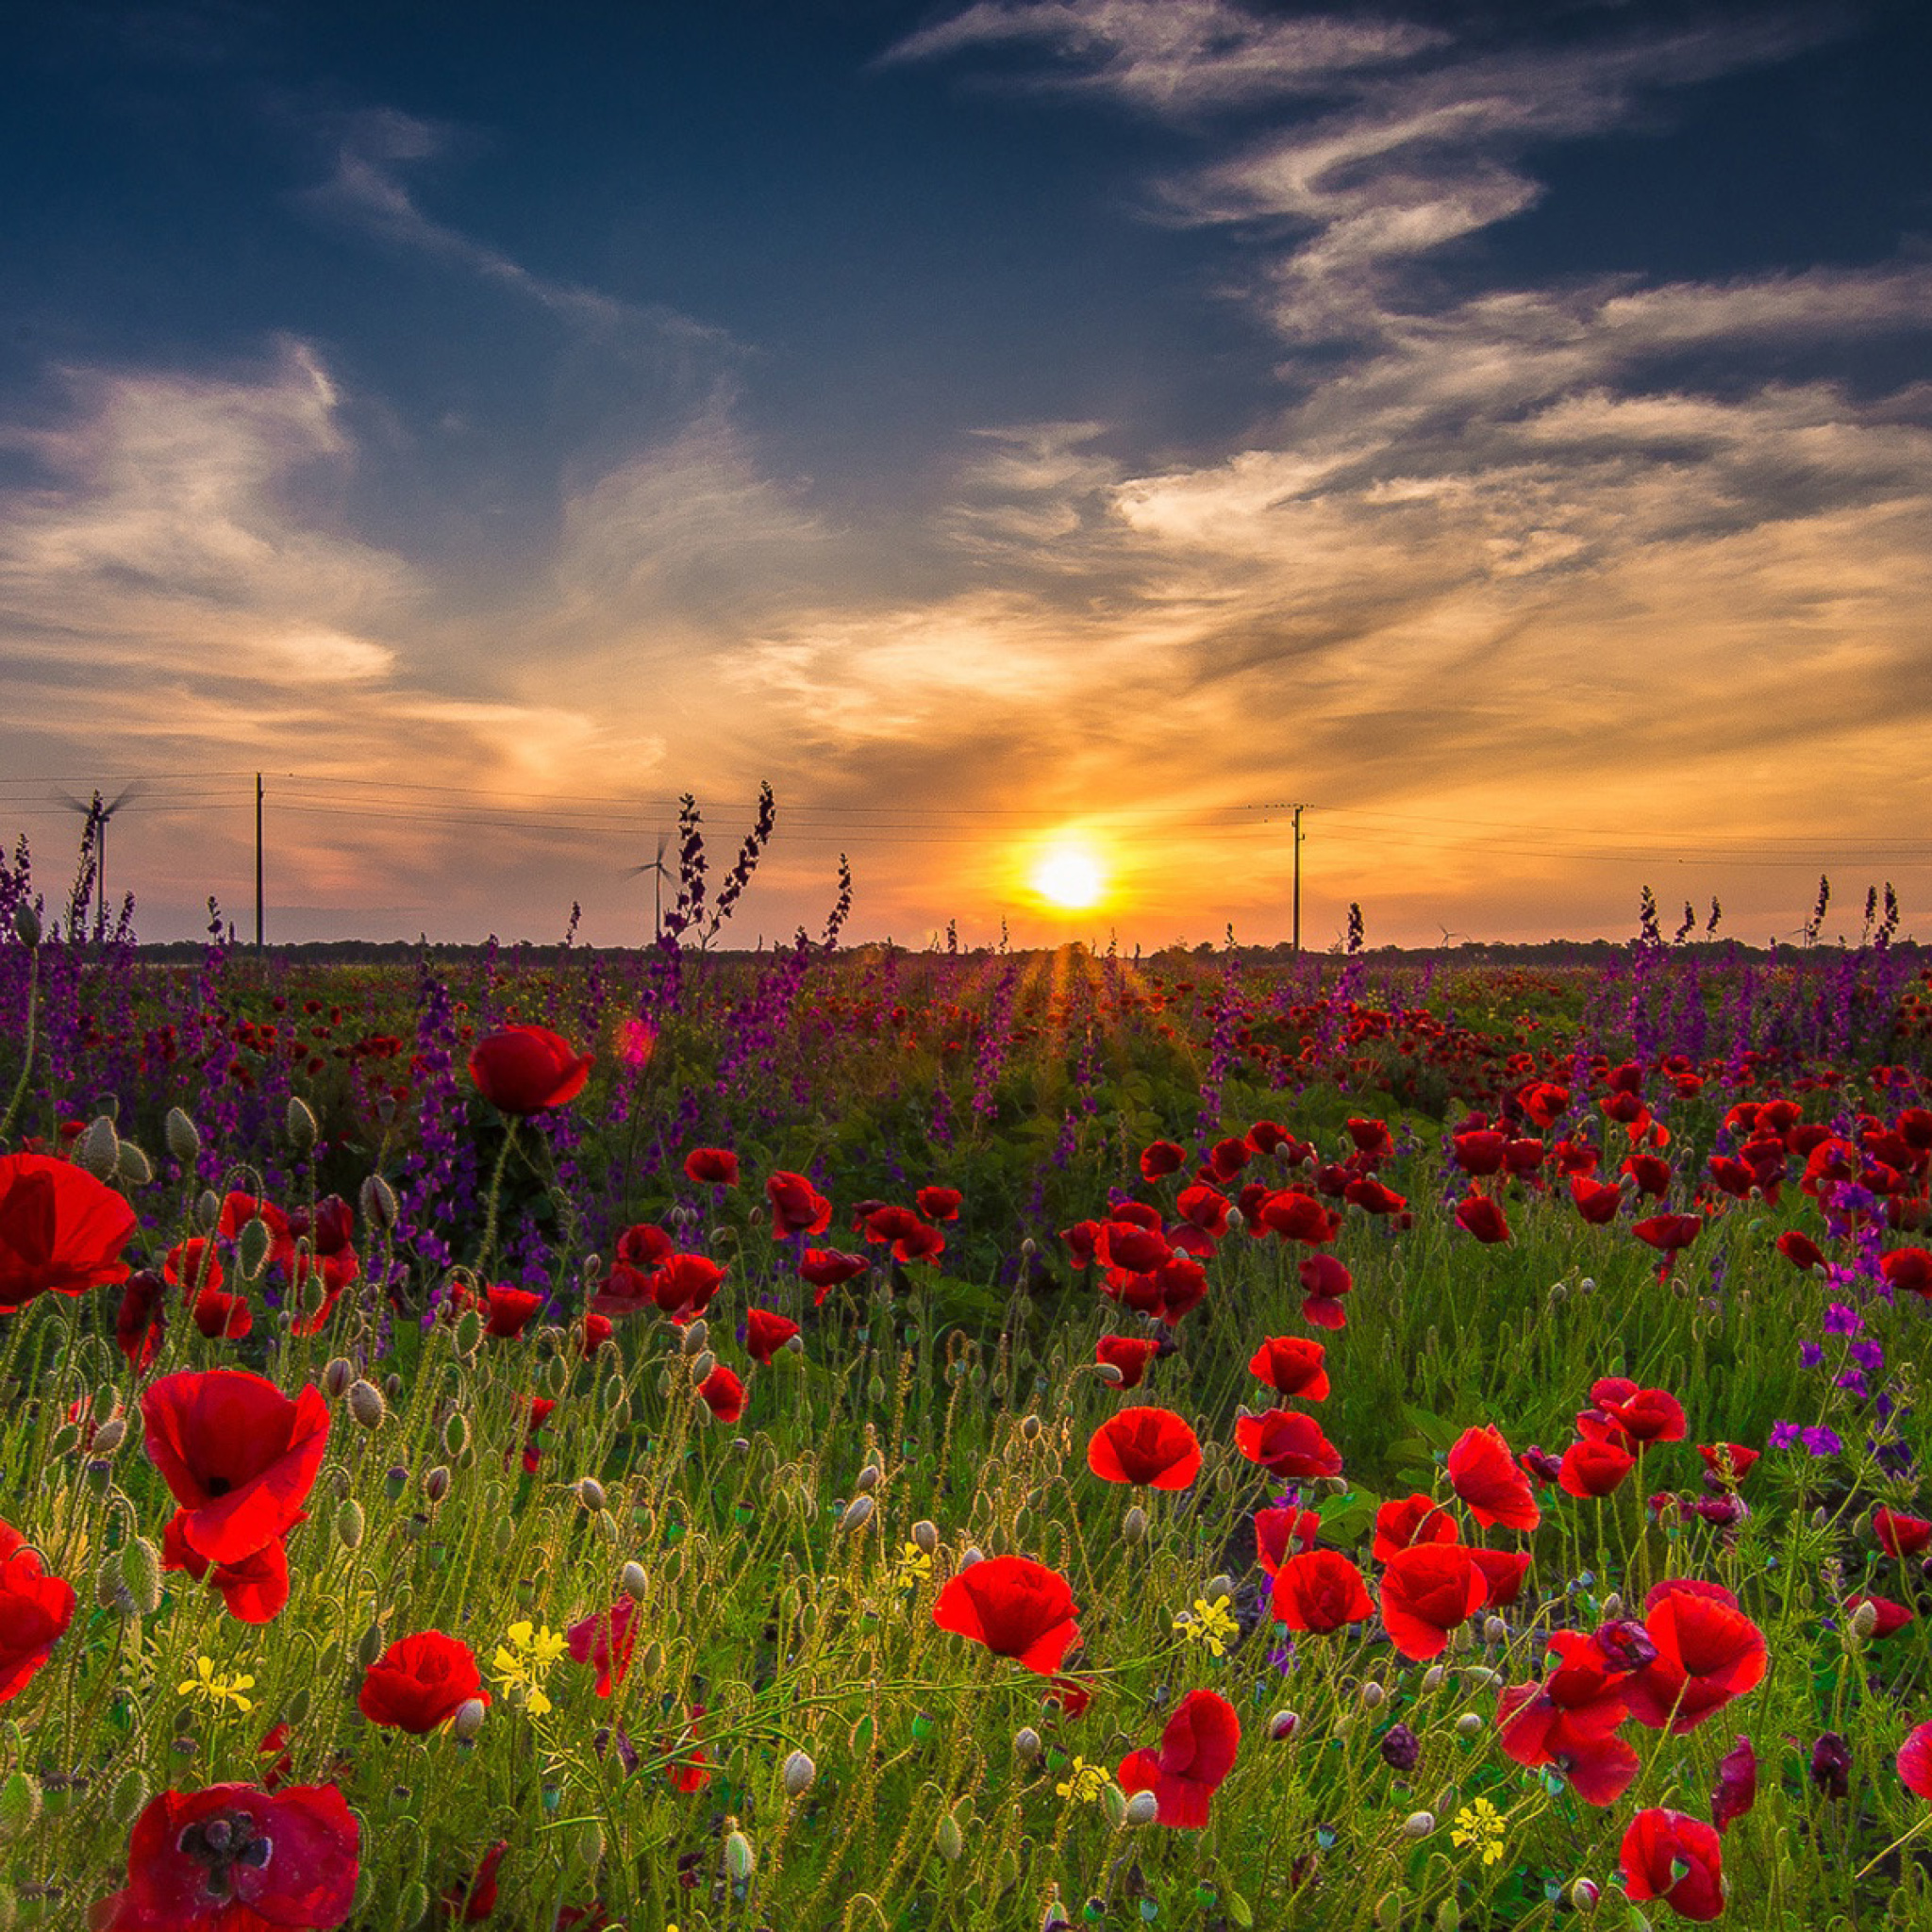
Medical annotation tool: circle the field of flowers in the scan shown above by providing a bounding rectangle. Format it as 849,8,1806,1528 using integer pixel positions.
4,841,1932,1929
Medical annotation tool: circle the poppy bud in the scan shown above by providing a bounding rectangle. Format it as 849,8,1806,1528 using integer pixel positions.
958,1545,985,1570
0,1772,41,1842
1097,1362,1124,1386
1436,1901,1460,1932
196,1190,222,1232
423,1466,451,1505
935,1812,964,1863
839,1495,874,1533
93,1555,133,1616
287,1685,311,1724
1014,1726,1042,1764
356,1623,384,1668
1122,1506,1148,1546
1402,1811,1435,1839
116,1141,152,1185
1124,1790,1159,1826
1456,1712,1484,1738
110,1768,147,1827
1022,1415,1041,1442
336,1500,365,1550
383,1373,402,1401
1569,1879,1599,1909
12,902,40,947
681,1320,709,1355
323,1357,354,1399
78,1117,119,1179
1362,1682,1387,1709
348,1379,386,1429
911,1520,940,1555
1098,1784,1126,1831
1850,1599,1879,1641
360,1173,398,1230
237,1216,273,1281
286,1096,319,1147
1269,1710,1300,1741
690,1351,716,1386
92,1416,126,1457
783,1750,816,1797
453,1697,488,1742
621,1560,649,1601
641,1640,665,1679
161,1107,201,1166
1421,1665,1446,1694
1379,1723,1420,1772
118,1535,162,1614
854,1465,881,1494
1483,1616,1508,1644
1207,1573,1235,1601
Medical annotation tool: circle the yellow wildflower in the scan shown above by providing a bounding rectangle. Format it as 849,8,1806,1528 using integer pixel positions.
1178,1593,1239,1658
1452,1797,1507,1868
1055,1756,1108,1803
176,1656,255,1713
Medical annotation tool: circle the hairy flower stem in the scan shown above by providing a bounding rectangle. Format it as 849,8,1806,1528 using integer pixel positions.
0,943,39,1144
475,1118,520,1277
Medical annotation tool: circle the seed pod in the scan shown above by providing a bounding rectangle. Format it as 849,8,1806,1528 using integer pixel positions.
452,1697,488,1742
1124,1790,1159,1826
92,1416,126,1457
621,1561,649,1601
347,1380,386,1429
724,1825,756,1883
839,1495,874,1533
576,1477,608,1512
359,1174,398,1231
423,1466,451,1505
690,1351,716,1387
120,1536,163,1614
1122,1506,1148,1547
336,1500,366,1550
116,1141,153,1186
680,1320,709,1356
1402,1811,1435,1839
237,1217,274,1282
1456,1712,1484,1738
77,1117,119,1180
1013,1726,1042,1765
196,1190,223,1232
783,1750,816,1797
286,1096,319,1148
911,1520,940,1555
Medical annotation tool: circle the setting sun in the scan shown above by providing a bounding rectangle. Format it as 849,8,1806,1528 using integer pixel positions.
1030,843,1106,908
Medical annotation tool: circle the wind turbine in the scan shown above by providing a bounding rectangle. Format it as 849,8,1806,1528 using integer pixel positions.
57,784,141,939
622,829,673,943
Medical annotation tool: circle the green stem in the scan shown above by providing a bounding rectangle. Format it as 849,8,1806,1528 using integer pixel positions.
0,943,40,1145
475,1118,520,1277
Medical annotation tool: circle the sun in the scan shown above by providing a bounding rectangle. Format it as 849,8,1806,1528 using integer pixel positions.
1030,843,1106,909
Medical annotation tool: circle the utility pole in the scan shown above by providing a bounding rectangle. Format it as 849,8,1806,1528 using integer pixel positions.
1248,802,1310,951
255,773,264,953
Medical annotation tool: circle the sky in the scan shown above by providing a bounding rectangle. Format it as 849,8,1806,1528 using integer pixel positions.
3,0,1929,950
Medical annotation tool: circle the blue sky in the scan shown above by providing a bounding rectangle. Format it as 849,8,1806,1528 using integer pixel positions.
4,0,1929,947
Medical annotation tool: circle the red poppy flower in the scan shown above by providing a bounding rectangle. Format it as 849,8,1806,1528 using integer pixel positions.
1095,1335,1158,1390
1559,1438,1635,1498
1271,1549,1374,1634
667,1704,711,1792
1234,1408,1342,1478
192,1287,252,1341
94,1782,359,1931
1774,1228,1826,1272
164,1239,224,1295
1372,1493,1459,1563
1620,1808,1725,1923
162,1512,293,1624
1470,1548,1531,1607
1245,1336,1329,1402
1696,1443,1758,1485
521,1396,555,1474
1882,1247,1932,1298
1140,1141,1187,1180
1345,1176,1407,1218
916,1186,962,1222
1378,1544,1488,1660
484,1286,543,1339
744,1308,800,1364
1450,1129,1506,1176
1097,1220,1170,1274
616,1222,675,1268
1060,1221,1102,1268
861,1206,945,1266
931,1555,1079,1675
1346,1118,1393,1160
1086,1407,1202,1490
1206,1136,1253,1182
580,1312,613,1359
442,1839,508,1923
258,1720,295,1790
1592,1381,1687,1445
1116,1689,1240,1830
1847,1592,1912,1638
1624,1578,1767,1735
648,1253,727,1324
684,1147,740,1186
115,1268,166,1369
142,1372,329,1569
1634,1212,1702,1255
1258,1191,1341,1245
1900,1722,1932,1800
1710,1734,1757,1834
0,1152,139,1311
358,1631,488,1733
798,1248,868,1300
0,1524,75,1702
1622,1153,1673,1198
696,1364,745,1424
468,1025,592,1114
567,1599,639,1697
766,1171,832,1238
1296,1253,1353,1328
1254,1506,1320,1575
1874,1507,1932,1558
1496,1627,1641,1807
1446,1424,1541,1530
1569,1174,1624,1224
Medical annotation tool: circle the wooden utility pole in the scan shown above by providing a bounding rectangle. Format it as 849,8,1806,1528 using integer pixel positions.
255,773,264,953
1291,803,1305,952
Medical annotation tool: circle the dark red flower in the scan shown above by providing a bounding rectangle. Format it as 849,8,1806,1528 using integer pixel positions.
1297,1252,1353,1328
1874,1507,1932,1557
1270,1549,1374,1635
1711,1734,1757,1834
142,1372,329,1569
931,1556,1079,1675
1774,1228,1826,1272
161,1511,293,1624
1372,1493,1458,1563
521,1396,555,1474
442,1839,508,1923
798,1248,868,1300
467,1025,592,1114
860,1205,945,1266
766,1171,832,1238
683,1147,740,1186
0,1523,75,1702
667,1704,711,1792
646,1253,727,1324
1696,1443,1758,1485
1620,1808,1725,1923
1471,1547,1531,1607
1634,1212,1703,1256
1246,1336,1330,1402
192,1287,252,1341
1139,1141,1187,1180
0,1152,138,1311
1253,1506,1320,1575
916,1186,962,1222
1559,1437,1635,1498
1234,1408,1342,1478
1095,1335,1158,1390
1258,1191,1341,1245
744,1308,800,1364
1495,1626,1641,1807
1175,1183,1231,1239
358,1631,488,1734
1206,1136,1252,1181
1086,1407,1201,1490
616,1222,675,1268
1623,1153,1673,1198
1452,1130,1507,1176
1116,1689,1240,1830
164,1239,224,1295
1569,1174,1624,1224
1345,1176,1407,1218
1446,1424,1541,1531
1593,1382,1687,1445
484,1286,543,1339
580,1313,613,1359
1097,1220,1170,1274
696,1364,745,1424
1900,1722,1932,1800
115,1268,166,1369
567,1599,639,1698
1881,1246,1932,1297
1624,1578,1767,1735
1345,1118,1393,1160
1846,1592,1912,1639
1379,1544,1488,1660
94,1782,359,1931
